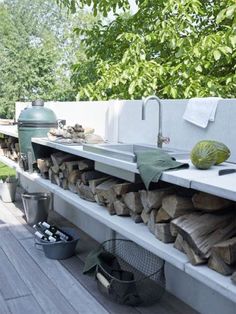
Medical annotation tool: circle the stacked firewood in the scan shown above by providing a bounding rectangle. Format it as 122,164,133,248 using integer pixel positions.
37,152,236,278
47,124,103,144
169,192,236,274
0,136,19,162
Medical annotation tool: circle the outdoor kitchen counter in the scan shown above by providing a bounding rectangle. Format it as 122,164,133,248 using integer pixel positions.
32,137,236,201
0,134,236,304
0,124,18,138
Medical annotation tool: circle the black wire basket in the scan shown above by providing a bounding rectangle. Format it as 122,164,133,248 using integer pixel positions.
95,239,165,306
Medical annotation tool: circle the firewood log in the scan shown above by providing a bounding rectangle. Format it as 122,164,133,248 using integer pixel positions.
15,143,19,152
172,212,236,258
62,178,68,190
54,174,61,187
182,240,207,266
95,178,122,206
232,271,236,284
154,223,176,243
208,252,235,275
51,165,60,174
48,168,56,184
130,212,143,223
141,210,150,225
60,161,78,177
212,237,236,265
156,207,171,223
147,210,158,234
174,234,184,252
139,187,175,214
113,200,130,216
113,182,144,197
107,202,116,215
123,192,143,214
192,192,233,212
162,194,194,218
67,170,81,193
81,171,105,185
78,159,94,171
77,183,96,202
68,170,81,185
89,176,110,194
51,152,78,167
37,158,50,173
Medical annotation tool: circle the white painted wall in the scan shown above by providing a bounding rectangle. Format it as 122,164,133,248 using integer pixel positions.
16,98,236,161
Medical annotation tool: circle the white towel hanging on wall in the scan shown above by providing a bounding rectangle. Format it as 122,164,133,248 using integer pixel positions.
183,97,221,128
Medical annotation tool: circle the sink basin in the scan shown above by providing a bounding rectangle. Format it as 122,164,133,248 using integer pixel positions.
83,143,189,162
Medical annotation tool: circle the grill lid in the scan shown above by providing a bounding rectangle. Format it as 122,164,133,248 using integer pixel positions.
18,99,57,125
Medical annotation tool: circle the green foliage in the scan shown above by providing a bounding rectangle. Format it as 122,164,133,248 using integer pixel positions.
0,162,16,180
58,0,236,100
0,0,95,118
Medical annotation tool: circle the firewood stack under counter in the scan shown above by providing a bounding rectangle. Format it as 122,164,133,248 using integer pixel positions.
37,152,236,282
0,135,19,162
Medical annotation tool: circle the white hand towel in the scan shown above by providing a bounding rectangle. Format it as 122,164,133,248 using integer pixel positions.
183,97,221,128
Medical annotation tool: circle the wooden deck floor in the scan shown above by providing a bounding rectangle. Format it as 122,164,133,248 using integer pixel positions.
0,191,198,314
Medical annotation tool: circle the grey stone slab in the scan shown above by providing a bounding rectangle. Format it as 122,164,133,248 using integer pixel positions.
0,248,30,299
7,295,44,314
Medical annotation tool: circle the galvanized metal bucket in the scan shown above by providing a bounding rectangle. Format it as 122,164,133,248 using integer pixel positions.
0,179,18,203
21,192,51,226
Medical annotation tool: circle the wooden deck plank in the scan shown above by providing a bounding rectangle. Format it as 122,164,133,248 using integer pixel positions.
0,227,77,314
20,238,109,314
0,248,30,300
0,293,10,314
6,295,44,314
0,203,32,240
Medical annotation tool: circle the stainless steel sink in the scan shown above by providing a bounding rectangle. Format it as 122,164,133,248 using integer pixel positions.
83,143,189,162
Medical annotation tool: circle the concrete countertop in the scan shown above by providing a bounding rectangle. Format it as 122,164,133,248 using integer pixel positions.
0,125,18,138
32,137,236,201
0,126,235,201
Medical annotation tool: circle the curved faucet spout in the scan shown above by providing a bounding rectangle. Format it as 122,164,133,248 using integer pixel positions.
141,95,169,148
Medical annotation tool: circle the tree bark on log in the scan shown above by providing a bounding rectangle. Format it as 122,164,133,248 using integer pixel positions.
208,252,235,275
89,176,110,194
123,192,143,214
192,192,233,212
113,200,130,216
162,194,194,218
156,207,171,223
139,187,175,214
147,210,158,234
172,212,236,258
51,152,78,167
37,158,50,173
232,272,236,284
174,234,184,252
141,210,150,225
130,212,143,223
154,223,176,243
78,159,94,171
81,171,105,185
212,237,236,265
182,239,207,265
77,183,96,202
113,182,144,197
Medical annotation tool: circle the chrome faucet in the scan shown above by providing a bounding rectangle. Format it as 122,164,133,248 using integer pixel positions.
141,95,170,148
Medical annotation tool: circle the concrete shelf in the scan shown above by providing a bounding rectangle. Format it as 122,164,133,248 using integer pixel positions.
0,154,236,305
0,125,18,138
